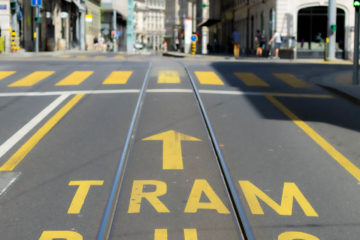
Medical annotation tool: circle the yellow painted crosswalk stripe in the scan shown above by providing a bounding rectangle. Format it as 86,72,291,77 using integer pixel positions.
114,55,124,59
56,71,94,86
0,94,84,171
234,72,269,87
158,71,181,84
9,71,55,87
102,71,133,85
274,73,312,88
94,56,106,59
195,72,224,85
0,71,16,80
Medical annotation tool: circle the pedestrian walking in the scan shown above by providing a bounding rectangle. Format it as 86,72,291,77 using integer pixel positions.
255,30,265,57
232,30,240,58
268,30,282,59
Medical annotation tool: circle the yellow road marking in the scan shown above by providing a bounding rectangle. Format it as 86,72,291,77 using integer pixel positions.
195,71,224,85
0,71,16,80
39,231,83,240
9,71,55,87
234,73,269,87
68,180,104,214
158,71,181,84
273,73,312,88
94,56,106,59
102,71,133,85
143,130,201,170
59,55,71,59
266,95,360,181
76,56,88,59
56,71,94,86
114,55,124,59
0,94,84,171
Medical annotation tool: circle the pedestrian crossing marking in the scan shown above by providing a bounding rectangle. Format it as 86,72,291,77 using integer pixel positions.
56,71,94,86
114,55,125,59
195,72,224,85
274,73,312,88
94,56,106,59
76,56,89,59
234,73,269,87
0,71,16,81
59,55,71,59
9,71,55,87
102,71,133,85
158,71,181,84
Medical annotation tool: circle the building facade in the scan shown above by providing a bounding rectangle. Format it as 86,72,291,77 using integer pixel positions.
134,0,166,50
233,0,355,58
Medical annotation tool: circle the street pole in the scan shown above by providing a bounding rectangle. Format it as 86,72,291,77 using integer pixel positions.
35,6,39,53
328,0,336,60
126,0,134,52
113,9,117,52
353,6,360,85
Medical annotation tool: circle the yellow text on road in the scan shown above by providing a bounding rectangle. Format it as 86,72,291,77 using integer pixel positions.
68,180,104,214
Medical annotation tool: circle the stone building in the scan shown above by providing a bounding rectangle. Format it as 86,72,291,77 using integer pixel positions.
233,0,355,58
134,0,166,50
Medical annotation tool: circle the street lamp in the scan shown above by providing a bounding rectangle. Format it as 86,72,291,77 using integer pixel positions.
353,1,360,84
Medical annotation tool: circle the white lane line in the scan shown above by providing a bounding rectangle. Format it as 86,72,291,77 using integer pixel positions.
0,94,70,159
0,89,140,97
199,90,251,95
146,89,193,93
0,172,21,196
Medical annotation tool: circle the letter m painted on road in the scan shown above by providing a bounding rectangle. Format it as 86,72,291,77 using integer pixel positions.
238,181,318,217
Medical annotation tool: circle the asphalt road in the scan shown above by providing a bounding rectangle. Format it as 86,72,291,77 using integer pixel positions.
0,54,359,240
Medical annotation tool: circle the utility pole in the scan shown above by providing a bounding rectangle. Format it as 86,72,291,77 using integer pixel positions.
353,1,360,85
126,0,134,52
35,6,39,53
113,9,117,52
327,0,336,60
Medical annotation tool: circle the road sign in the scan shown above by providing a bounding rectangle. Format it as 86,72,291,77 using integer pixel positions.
31,0,42,7
191,35,197,42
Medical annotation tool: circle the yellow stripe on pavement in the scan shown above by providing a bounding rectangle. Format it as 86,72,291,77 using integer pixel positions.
274,73,312,88
195,72,224,85
0,94,85,171
158,71,181,84
0,71,16,80
56,71,94,86
9,71,55,87
94,56,106,59
76,56,88,59
265,95,360,182
235,72,269,87
114,55,124,59
103,71,133,85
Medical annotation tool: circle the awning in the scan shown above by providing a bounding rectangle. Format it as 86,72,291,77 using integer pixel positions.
197,19,221,28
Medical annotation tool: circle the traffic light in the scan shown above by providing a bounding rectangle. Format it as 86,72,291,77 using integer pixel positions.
10,0,17,12
355,0,360,7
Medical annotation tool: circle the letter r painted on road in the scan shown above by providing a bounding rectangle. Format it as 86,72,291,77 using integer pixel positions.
68,180,104,214
155,229,197,240
39,231,83,240
128,180,170,213
239,181,318,217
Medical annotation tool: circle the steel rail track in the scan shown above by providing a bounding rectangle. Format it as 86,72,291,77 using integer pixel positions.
183,62,255,240
97,62,153,240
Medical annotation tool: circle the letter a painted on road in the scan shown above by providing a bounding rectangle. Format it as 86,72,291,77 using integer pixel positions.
143,130,201,170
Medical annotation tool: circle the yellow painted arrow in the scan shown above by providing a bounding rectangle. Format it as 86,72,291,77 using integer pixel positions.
143,130,201,170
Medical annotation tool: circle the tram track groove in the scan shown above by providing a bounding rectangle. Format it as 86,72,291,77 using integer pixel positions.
182,62,255,240
97,62,153,240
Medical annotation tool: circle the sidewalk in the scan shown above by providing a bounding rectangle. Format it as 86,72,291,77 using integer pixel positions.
312,70,360,103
